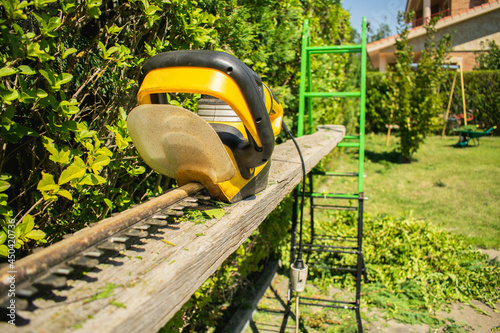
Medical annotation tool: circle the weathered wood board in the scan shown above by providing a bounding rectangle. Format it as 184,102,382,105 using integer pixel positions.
1,125,345,333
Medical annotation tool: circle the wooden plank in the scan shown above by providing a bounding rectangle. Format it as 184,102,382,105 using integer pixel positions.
1,125,344,333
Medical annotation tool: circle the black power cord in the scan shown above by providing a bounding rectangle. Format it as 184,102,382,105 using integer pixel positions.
280,121,309,333
281,122,306,269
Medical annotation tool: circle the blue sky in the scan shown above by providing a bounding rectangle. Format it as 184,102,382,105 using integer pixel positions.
343,0,407,36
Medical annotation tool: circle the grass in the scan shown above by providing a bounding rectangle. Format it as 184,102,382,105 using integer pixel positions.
322,133,500,249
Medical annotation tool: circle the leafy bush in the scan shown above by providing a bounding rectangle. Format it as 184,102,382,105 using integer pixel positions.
386,12,452,161
475,39,500,70
0,0,224,254
365,72,390,133
0,0,311,256
308,211,500,327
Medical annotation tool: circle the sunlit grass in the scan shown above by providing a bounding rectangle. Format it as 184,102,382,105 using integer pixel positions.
323,133,500,249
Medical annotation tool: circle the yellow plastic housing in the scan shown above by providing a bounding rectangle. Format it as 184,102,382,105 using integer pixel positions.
137,66,263,147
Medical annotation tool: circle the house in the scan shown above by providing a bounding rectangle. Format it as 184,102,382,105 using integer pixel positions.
367,0,500,71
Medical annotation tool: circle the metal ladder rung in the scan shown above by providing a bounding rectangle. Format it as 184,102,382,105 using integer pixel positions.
307,264,359,272
338,141,360,148
304,91,361,98
312,204,357,211
300,297,358,309
311,170,359,177
303,243,358,250
314,236,357,242
306,45,362,54
303,192,362,200
302,247,358,255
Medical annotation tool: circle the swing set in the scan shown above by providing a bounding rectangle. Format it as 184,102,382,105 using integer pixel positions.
441,63,470,137
440,64,496,146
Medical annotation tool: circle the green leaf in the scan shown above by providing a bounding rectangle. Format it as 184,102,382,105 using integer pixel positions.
0,85,19,104
0,66,17,77
86,0,102,18
42,136,58,156
0,174,12,181
37,172,59,192
105,24,123,35
14,224,21,239
0,180,10,192
39,67,72,90
0,231,6,245
34,0,58,9
57,73,73,87
58,163,86,184
55,189,73,200
78,173,106,186
0,193,8,206
62,47,77,59
98,41,108,59
75,122,97,140
39,68,56,87
41,191,58,201
107,46,119,55
95,147,113,157
90,155,110,174
25,229,46,241
73,156,87,168
51,147,71,165
22,215,35,234
0,245,8,257
114,132,131,151
78,174,95,186
145,5,161,15
104,198,113,210
27,42,54,62
203,209,225,219
18,65,36,75
127,165,146,176
36,89,48,99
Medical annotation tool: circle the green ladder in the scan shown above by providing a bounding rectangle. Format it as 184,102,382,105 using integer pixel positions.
283,17,368,333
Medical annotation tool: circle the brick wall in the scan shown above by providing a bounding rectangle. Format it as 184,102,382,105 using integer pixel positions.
452,0,489,15
449,51,479,70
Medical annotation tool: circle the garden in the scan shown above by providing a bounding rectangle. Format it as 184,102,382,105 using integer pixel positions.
0,0,499,332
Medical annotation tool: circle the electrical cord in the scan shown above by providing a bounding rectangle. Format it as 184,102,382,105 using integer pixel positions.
281,121,307,333
281,122,306,266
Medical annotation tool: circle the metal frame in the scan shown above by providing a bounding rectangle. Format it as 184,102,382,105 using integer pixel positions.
282,17,368,333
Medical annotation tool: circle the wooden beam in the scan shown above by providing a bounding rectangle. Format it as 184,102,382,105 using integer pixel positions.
2,125,345,333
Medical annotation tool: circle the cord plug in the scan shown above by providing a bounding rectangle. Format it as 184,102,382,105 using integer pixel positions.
290,255,308,293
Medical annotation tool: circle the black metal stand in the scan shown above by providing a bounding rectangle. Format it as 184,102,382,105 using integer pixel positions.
280,172,367,332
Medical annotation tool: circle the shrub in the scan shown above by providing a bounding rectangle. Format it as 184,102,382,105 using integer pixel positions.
386,12,452,161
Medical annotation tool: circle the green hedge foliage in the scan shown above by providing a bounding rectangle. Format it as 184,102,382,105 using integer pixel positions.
0,0,356,255
365,72,390,133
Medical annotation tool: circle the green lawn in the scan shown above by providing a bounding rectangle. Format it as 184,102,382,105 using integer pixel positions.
323,133,500,249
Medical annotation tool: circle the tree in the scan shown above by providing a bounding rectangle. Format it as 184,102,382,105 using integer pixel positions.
475,39,500,70
368,22,392,43
386,11,452,161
